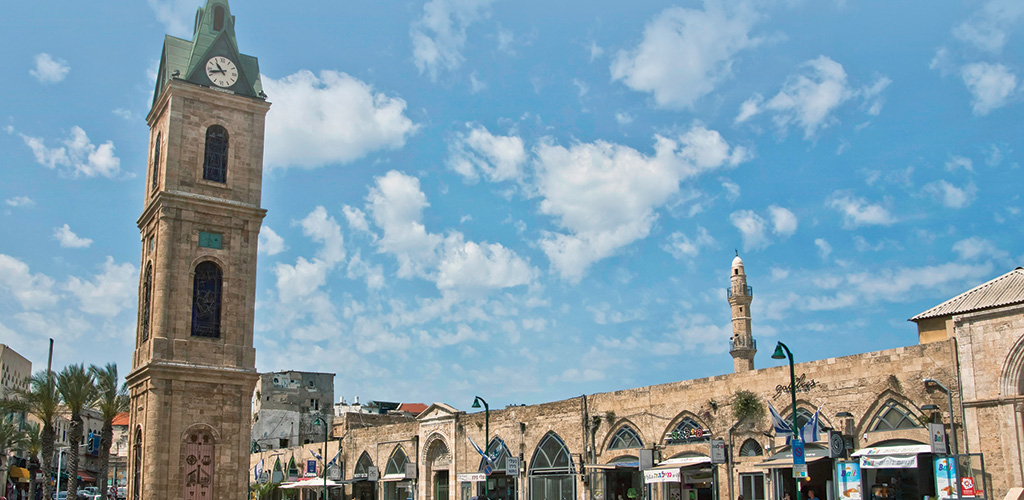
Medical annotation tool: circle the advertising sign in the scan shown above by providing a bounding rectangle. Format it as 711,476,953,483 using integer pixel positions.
929,424,948,454
458,473,487,482
507,457,520,476
934,457,957,499
305,459,318,477
835,461,861,500
861,455,917,469
710,439,727,464
961,477,977,497
644,469,682,484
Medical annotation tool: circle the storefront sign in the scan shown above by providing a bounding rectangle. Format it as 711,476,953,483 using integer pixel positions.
929,424,948,454
644,469,682,483
458,473,487,482
507,457,520,476
305,459,318,477
860,455,917,469
835,461,861,500
773,373,820,399
710,440,726,464
368,466,379,482
934,457,956,500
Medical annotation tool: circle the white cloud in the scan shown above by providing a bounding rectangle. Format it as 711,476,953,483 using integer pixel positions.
730,210,768,251
272,207,347,304
258,226,287,256
19,126,121,178
447,124,527,182
815,238,832,261
588,41,604,62
740,56,890,139
768,205,797,236
346,251,385,290
30,53,70,84
534,126,749,281
469,72,487,93
0,254,58,310
5,196,34,208
262,70,418,169
64,257,137,318
343,206,372,234
146,0,195,36
410,0,494,81
720,178,741,201
845,262,993,302
952,237,1008,261
663,226,716,259
296,207,345,265
922,180,977,209
826,192,896,228
960,63,1017,116
945,155,974,173
952,0,1024,53
665,313,732,354
435,234,534,291
53,224,93,249
614,112,633,125
610,1,762,109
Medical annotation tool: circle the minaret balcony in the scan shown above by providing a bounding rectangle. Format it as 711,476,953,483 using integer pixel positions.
730,338,756,351
726,285,753,298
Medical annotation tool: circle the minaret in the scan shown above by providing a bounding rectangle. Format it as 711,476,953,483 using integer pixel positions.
729,253,756,373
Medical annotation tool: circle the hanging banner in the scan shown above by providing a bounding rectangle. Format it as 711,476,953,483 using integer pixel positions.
835,461,862,500
934,457,957,499
644,469,682,483
860,455,917,469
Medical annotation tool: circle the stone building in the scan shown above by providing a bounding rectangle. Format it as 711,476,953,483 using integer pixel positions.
252,257,1024,500
125,0,269,498
252,371,335,451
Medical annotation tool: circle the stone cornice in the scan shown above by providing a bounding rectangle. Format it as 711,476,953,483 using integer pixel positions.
137,189,267,229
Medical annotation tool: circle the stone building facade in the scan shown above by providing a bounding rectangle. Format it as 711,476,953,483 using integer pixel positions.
252,371,336,451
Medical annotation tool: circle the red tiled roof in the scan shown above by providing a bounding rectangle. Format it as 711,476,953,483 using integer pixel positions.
398,403,428,415
112,412,130,426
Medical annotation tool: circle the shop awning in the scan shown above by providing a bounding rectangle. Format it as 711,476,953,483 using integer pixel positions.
78,471,96,483
280,478,344,489
852,444,931,469
9,467,30,479
379,473,409,482
651,456,712,469
755,444,831,468
585,461,640,470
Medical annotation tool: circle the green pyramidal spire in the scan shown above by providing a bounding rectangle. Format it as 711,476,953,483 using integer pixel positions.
152,0,264,105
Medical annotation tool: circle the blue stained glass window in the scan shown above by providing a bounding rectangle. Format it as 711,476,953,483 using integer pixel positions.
191,261,222,338
202,126,228,183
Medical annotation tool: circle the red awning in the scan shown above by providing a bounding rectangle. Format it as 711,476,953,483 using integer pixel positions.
78,471,96,483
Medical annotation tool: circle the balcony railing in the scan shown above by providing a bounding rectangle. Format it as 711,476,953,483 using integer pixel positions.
726,285,753,298
730,338,756,351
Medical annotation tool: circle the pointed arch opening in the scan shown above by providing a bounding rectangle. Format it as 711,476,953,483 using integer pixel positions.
529,431,575,500
140,263,153,342
191,261,222,338
666,414,711,444
151,132,161,192
353,451,378,500
202,125,228,183
384,446,413,500
608,425,643,451
132,427,142,500
213,6,225,31
869,400,923,431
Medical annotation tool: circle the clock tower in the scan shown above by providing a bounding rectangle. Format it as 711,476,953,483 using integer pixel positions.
126,1,269,499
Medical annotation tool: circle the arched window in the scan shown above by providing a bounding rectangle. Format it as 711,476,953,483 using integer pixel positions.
213,6,225,31
183,429,215,498
151,133,161,192
478,437,511,472
191,261,222,338
385,446,408,476
530,431,575,500
202,125,228,183
287,457,299,480
132,428,142,500
140,264,153,341
384,447,412,500
608,426,643,450
739,439,763,457
667,416,710,443
354,452,374,479
272,458,283,483
870,400,922,431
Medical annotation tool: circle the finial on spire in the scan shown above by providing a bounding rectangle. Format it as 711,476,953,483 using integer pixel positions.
735,249,739,257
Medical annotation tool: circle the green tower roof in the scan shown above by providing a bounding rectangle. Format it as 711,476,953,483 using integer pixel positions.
152,0,264,104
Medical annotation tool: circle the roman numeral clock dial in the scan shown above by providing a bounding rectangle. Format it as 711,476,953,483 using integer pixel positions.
205,56,238,88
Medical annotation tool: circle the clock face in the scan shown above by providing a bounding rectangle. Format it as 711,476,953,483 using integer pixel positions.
205,56,238,88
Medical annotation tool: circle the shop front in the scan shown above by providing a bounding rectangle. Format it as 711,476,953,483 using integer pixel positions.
851,443,934,500
644,455,718,500
756,443,832,500
587,456,641,500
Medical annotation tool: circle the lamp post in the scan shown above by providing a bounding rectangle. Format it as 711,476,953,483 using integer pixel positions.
772,342,801,500
55,447,68,499
314,415,329,500
472,396,489,500
924,379,960,500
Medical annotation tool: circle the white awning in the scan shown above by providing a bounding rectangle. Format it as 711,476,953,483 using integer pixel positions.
851,444,931,457
655,456,712,467
379,474,410,482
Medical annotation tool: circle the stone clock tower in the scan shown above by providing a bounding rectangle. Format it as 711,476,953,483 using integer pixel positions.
125,1,269,499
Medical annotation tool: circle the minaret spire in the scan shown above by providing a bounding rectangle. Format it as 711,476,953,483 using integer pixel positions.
729,253,756,373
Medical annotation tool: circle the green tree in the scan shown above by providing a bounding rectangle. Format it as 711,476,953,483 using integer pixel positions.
25,422,42,500
90,363,129,499
732,389,765,423
57,364,96,499
17,372,61,500
0,415,28,490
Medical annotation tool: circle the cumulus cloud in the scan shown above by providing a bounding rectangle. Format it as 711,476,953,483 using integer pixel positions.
273,207,346,304
410,0,494,81
960,63,1017,116
53,224,93,249
30,53,70,84
262,70,418,169
18,126,121,178
945,155,974,173
730,210,768,251
0,254,58,310
815,238,832,261
736,56,891,138
922,180,977,209
826,192,895,228
435,234,534,291
5,196,35,208
258,226,287,256
146,0,195,36
534,125,749,281
64,257,137,317
952,0,1024,53
447,124,527,182
952,236,1008,261
845,262,993,302
610,1,762,109
664,226,716,259
768,205,797,236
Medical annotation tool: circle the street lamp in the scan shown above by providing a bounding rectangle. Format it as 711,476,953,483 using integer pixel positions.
472,396,489,500
314,415,330,500
923,379,958,455
772,342,802,500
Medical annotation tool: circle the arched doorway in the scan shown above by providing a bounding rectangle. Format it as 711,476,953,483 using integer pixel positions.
425,436,452,500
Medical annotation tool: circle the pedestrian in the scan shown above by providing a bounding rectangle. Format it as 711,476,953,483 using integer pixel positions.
807,490,818,500
738,495,745,500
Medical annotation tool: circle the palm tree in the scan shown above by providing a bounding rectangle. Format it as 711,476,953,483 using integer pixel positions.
25,422,41,500
57,364,96,499
0,415,28,493
90,363,128,499
17,372,61,500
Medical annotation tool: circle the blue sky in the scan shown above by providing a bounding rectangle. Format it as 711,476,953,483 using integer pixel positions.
1,0,1021,409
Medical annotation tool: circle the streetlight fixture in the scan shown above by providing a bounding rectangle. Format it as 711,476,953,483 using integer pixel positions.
772,342,802,500
314,415,330,500
923,378,960,500
472,396,490,500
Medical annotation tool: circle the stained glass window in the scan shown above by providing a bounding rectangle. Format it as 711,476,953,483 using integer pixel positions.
132,428,142,500
870,400,922,431
667,417,709,443
608,426,643,450
141,264,152,342
354,452,374,479
202,126,228,183
151,133,161,192
191,261,222,338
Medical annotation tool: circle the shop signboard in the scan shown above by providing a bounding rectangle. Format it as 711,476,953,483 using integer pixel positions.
305,459,317,477
710,439,727,464
934,457,956,499
507,457,520,476
368,466,379,482
458,473,487,482
860,455,917,469
929,424,948,454
644,469,682,483
835,461,861,500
